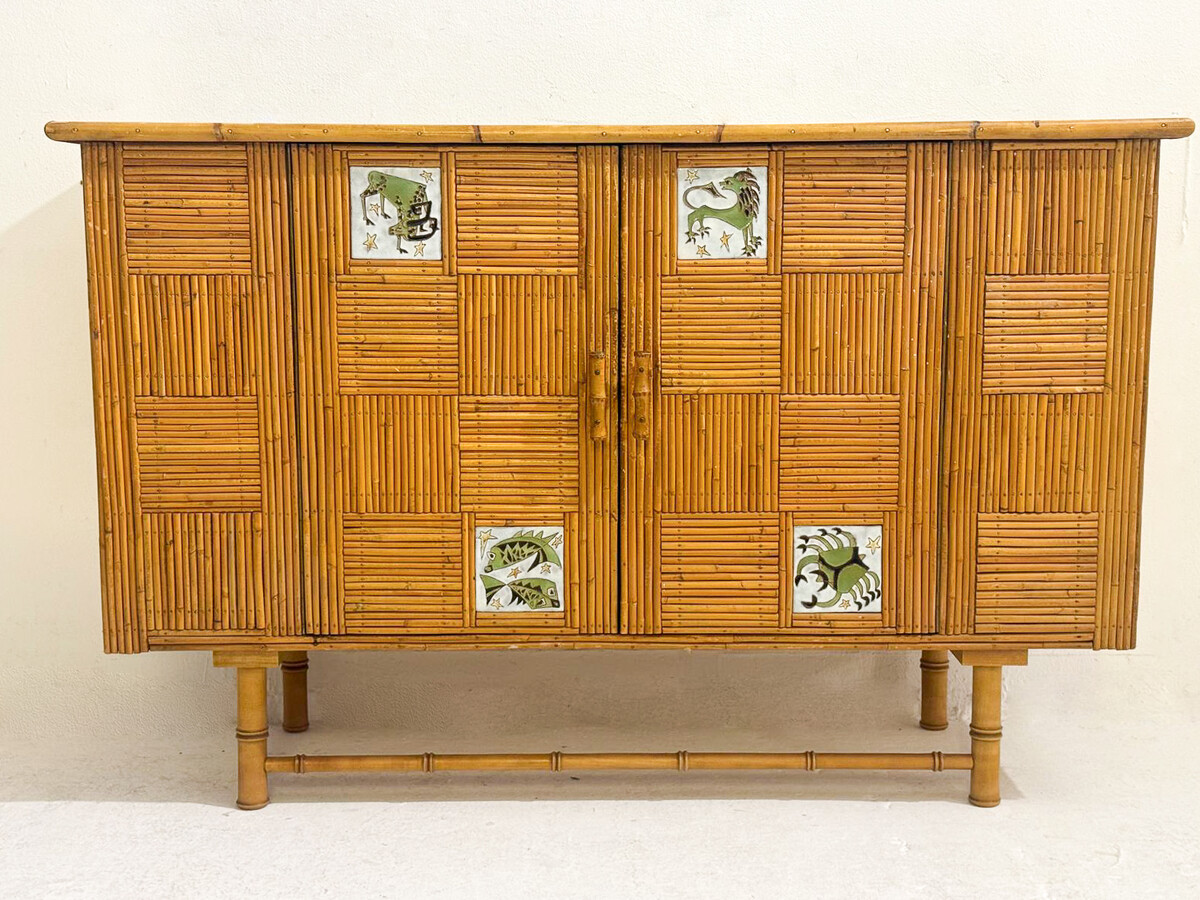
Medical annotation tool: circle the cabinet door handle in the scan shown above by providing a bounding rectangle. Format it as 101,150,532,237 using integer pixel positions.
632,352,652,441
589,351,608,442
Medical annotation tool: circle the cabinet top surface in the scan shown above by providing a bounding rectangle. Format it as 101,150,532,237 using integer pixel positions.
45,118,1194,144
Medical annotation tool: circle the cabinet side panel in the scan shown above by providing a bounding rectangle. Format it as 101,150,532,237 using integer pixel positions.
1098,140,1159,649
83,143,146,652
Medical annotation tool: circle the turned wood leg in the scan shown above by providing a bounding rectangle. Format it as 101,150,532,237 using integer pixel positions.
236,666,270,810
281,651,310,733
919,650,949,731
968,665,1003,808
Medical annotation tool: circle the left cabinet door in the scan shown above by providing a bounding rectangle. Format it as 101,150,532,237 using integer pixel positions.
292,144,619,637
84,143,301,651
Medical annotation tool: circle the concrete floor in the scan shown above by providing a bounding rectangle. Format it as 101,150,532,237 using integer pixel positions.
1,656,1196,899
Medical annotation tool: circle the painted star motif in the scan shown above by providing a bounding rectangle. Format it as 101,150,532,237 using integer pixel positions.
420,169,434,183
549,533,563,548
476,528,495,548
413,241,427,257
866,535,882,551
694,244,711,258
840,598,851,609
488,596,503,609
508,566,523,578
719,231,732,250
540,563,552,574
362,233,378,251
369,203,381,216
684,168,699,183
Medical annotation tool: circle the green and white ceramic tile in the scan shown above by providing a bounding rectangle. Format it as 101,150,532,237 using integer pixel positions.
676,165,768,260
475,525,565,612
350,166,442,260
792,525,883,614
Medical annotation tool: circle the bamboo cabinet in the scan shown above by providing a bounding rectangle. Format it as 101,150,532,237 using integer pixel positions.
49,119,1193,808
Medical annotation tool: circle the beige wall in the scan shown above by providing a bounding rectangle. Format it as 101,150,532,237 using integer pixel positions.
1,1,1198,743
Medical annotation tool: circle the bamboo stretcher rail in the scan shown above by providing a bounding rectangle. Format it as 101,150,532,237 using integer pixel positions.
46,119,1194,144
264,750,973,774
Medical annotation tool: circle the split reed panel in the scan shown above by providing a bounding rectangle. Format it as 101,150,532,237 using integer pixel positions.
982,275,1110,393
455,148,580,274
342,515,464,632
459,274,580,395
986,145,1112,275
143,511,264,633
782,273,900,394
975,514,1098,639
657,394,779,513
659,276,781,392
134,397,262,510
335,275,459,393
782,144,908,272
779,395,901,511
659,515,781,631
122,143,252,273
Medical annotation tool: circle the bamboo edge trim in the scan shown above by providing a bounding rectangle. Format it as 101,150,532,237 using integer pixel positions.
263,750,973,774
45,119,1195,144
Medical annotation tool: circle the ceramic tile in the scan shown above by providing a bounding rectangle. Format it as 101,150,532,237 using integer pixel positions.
350,166,442,260
676,165,768,260
474,525,565,612
792,524,883,613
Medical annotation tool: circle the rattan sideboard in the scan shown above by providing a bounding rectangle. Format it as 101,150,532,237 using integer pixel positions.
48,118,1193,808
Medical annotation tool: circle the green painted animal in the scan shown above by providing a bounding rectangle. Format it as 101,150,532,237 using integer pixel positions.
360,170,438,252
506,577,560,610
794,528,881,610
482,530,561,574
479,573,507,606
683,169,763,256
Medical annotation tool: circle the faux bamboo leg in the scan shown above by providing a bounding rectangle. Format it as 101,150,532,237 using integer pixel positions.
281,651,309,733
236,666,270,810
968,665,1003,808
919,650,949,731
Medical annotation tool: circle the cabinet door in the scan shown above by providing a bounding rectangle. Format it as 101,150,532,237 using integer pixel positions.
293,144,618,636
84,142,301,652
620,144,948,636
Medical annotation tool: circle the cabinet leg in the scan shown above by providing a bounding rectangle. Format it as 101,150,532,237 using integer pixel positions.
919,650,949,731
236,666,270,810
281,651,309,733
968,664,1003,808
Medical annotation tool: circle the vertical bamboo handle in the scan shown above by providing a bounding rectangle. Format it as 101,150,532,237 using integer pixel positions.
632,352,651,441
589,351,608,441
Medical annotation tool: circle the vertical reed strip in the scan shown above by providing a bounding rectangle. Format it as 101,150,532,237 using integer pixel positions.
940,141,989,634
898,142,949,633
83,143,146,652
1096,140,1158,648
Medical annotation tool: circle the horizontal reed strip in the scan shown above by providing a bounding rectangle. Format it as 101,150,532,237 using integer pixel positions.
459,274,580,395
782,144,908,272
340,395,459,513
459,398,580,512
342,514,464,632
783,273,900,394
143,511,264,632
123,143,252,273
660,275,781,392
975,514,1098,637
986,147,1112,275
335,274,458,393
265,750,973,774
658,394,779,512
982,274,1110,392
134,396,261,510
660,515,781,630
780,395,900,511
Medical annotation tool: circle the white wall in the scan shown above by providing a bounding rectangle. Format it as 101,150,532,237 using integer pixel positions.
1,0,1197,747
